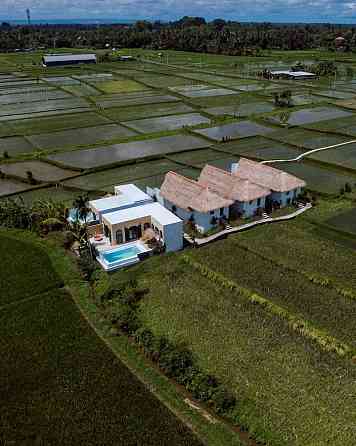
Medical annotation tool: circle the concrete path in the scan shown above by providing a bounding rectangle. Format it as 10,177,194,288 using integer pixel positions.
261,139,356,165
184,203,312,246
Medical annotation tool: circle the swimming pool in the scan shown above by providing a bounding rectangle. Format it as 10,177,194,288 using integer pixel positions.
98,242,150,271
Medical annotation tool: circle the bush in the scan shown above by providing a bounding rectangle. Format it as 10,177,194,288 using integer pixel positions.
186,372,219,402
135,327,155,352
110,301,140,334
211,387,237,415
158,345,194,378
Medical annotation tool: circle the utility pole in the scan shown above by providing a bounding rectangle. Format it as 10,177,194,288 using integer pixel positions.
26,8,31,25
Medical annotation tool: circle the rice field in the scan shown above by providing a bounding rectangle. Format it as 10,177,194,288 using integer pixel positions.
62,159,184,190
0,161,77,182
0,136,36,156
0,178,34,196
47,134,210,169
190,239,356,348
268,106,353,126
6,112,111,135
28,124,137,150
326,208,356,234
195,120,275,141
103,103,194,122
132,255,356,446
204,101,275,117
272,161,356,193
95,79,147,93
0,89,72,105
94,91,180,108
124,113,210,133
0,97,90,118
0,232,204,446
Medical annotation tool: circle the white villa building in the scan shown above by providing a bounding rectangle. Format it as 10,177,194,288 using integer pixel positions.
88,184,183,254
148,158,306,234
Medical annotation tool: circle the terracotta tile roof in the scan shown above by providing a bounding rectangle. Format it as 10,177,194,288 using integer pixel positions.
160,171,233,213
199,164,271,202
233,158,306,192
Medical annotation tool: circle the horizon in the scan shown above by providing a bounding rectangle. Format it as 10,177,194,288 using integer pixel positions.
1,0,356,25
2,17,356,26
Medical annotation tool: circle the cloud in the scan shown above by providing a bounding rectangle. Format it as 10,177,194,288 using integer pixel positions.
0,0,356,22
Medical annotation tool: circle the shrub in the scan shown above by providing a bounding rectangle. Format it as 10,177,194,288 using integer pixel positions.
211,387,237,415
186,372,219,402
110,301,140,334
158,346,194,379
135,327,155,352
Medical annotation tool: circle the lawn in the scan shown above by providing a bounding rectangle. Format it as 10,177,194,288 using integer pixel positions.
125,255,356,446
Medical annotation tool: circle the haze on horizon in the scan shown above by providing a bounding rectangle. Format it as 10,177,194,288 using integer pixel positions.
1,0,356,24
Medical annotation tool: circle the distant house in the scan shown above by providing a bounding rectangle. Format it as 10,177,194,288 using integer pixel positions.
148,158,306,233
270,70,316,80
42,53,97,67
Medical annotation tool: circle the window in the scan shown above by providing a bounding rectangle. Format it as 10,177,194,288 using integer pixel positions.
143,222,151,230
159,230,163,239
257,198,261,206
220,207,224,216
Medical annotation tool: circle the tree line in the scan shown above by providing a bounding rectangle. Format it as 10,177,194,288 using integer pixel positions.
1,17,356,53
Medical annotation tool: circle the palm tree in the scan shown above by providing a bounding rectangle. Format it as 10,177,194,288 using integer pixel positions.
72,194,91,224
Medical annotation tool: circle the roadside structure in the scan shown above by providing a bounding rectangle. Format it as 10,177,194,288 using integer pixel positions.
42,53,97,67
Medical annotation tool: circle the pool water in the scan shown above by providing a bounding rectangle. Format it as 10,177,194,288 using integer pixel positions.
102,246,141,263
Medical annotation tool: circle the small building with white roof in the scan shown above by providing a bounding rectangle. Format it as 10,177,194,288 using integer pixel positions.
89,184,153,222
270,70,316,80
42,53,97,67
102,202,183,252
88,183,183,253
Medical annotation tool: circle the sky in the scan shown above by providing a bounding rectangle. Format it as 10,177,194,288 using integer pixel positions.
1,0,356,24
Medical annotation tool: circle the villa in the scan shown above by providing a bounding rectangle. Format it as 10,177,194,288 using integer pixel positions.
148,158,306,234
86,184,183,270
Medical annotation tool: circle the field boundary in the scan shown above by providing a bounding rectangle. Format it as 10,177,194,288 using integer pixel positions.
181,254,356,361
